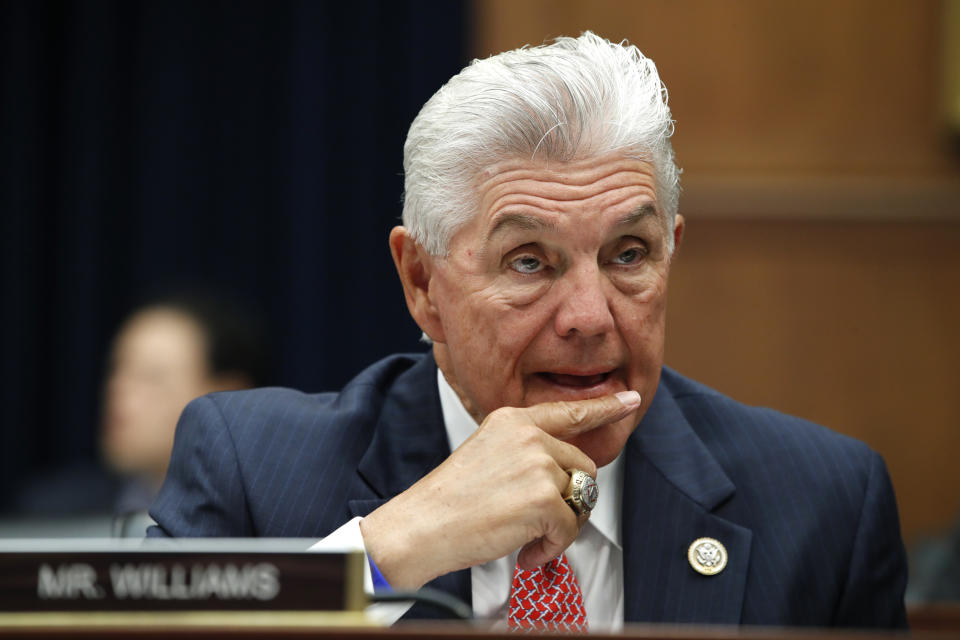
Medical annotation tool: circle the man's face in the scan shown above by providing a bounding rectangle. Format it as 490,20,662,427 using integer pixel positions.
425,154,682,467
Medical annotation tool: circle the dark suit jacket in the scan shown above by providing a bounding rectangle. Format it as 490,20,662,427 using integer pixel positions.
148,352,907,627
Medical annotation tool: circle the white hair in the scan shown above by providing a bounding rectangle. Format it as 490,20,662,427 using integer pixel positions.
402,31,680,256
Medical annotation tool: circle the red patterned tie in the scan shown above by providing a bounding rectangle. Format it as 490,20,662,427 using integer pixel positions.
508,554,588,632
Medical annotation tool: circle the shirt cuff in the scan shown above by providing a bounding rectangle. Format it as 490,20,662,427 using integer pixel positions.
308,516,412,625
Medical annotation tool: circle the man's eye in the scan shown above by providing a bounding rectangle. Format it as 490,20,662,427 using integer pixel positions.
613,247,644,265
510,255,544,274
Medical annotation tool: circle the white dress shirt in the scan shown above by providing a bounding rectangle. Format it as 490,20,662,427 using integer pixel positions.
313,370,625,630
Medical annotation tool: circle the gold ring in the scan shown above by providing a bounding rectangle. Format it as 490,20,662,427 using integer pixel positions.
563,469,598,516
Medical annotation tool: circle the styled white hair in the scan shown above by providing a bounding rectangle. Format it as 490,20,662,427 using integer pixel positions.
402,31,680,256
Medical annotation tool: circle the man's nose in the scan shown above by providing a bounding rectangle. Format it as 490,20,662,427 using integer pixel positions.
553,264,616,338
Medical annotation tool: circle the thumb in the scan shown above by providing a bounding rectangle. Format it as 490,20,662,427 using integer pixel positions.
517,536,564,571
516,510,591,569
523,390,642,440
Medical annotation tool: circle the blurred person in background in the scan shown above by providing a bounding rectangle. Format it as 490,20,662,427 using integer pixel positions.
5,292,269,536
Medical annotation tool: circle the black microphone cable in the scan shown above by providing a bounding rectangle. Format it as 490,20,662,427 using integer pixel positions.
369,587,473,620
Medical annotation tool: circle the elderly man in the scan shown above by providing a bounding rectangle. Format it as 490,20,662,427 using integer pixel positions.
149,33,907,629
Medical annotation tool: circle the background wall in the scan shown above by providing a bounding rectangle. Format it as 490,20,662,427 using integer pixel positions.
472,0,960,545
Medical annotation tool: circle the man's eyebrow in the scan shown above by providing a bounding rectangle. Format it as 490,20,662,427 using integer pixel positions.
487,212,559,239
615,203,658,227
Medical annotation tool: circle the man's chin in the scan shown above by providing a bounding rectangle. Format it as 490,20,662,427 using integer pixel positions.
565,416,637,469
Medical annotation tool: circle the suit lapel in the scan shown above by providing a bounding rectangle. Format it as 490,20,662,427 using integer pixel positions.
345,352,472,617
622,377,752,623
350,352,450,502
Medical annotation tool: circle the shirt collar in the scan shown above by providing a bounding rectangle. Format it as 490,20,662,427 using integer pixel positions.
436,369,623,549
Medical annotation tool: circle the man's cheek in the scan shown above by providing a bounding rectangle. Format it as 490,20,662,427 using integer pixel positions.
471,275,551,310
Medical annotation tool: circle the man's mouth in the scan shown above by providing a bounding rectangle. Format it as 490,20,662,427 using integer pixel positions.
538,371,613,388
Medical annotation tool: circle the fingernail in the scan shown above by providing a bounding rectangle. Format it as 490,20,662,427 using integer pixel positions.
615,390,642,409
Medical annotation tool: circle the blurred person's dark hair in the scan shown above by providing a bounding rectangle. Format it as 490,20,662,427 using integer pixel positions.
133,290,272,388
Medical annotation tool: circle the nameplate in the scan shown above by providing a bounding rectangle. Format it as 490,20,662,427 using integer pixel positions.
0,539,365,613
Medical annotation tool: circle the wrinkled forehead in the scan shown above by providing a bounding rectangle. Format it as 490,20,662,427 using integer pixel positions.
463,154,666,239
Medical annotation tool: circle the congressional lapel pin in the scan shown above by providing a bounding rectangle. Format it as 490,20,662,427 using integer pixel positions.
688,537,727,576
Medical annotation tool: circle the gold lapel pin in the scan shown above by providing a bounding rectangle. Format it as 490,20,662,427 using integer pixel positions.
688,537,728,576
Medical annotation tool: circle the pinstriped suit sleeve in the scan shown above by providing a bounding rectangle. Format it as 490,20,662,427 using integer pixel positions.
833,451,908,627
147,395,255,537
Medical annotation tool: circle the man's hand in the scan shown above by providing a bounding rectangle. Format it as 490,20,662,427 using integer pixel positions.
359,390,641,589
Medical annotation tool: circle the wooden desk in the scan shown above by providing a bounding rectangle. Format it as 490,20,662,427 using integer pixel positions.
907,603,960,632
2,603,957,638
0,619,949,639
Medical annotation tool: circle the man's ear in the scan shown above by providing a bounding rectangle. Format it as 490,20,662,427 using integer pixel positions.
671,213,685,256
389,226,446,343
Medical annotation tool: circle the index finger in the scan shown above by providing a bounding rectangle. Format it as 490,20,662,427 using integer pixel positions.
523,390,642,440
